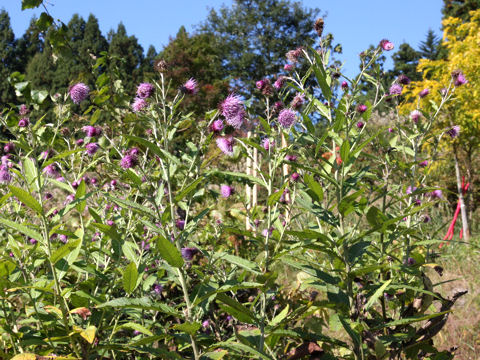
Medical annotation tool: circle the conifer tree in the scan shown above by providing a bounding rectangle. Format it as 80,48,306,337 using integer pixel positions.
0,10,18,104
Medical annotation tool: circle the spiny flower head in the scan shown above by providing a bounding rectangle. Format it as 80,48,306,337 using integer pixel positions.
286,47,304,63
210,119,224,133
82,125,102,138
181,78,198,95
397,74,411,85
221,94,245,129
389,83,403,96
0,166,12,184
262,138,274,150
273,76,285,90
314,18,324,37
181,247,199,261
220,185,233,198
136,82,155,98
341,81,349,90
357,104,367,113
278,108,297,128
120,154,138,169
452,70,467,86
284,64,294,72
410,110,422,123
290,93,305,110
19,104,29,115
357,121,364,129
3,142,14,153
18,117,30,127
419,88,430,98
216,136,235,156
43,163,59,177
85,143,99,156
132,98,148,112
447,125,460,139
379,39,394,51
69,83,90,104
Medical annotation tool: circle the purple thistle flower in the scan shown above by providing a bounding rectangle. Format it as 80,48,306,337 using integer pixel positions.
3,143,14,153
107,220,114,226
285,154,297,162
221,185,233,198
406,186,417,195
286,47,303,63
29,238,37,245
59,235,68,244
153,283,163,295
440,87,448,96
273,77,285,90
291,93,305,110
76,138,84,146
85,143,99,156
410,110,422,123
19,104,29,115
419,160,428,167
357,104,367,113
182,78,198,95
43,163,59,177
181,247,199,261
291,172,300,182
202,320,210,328
83,125,102,138
406,257,416,266
357,121,364,129
210,119,224,133
452,70,467,86
388,128,394,133
273,101,284,113
429,189,443,199
176,219,185,230
18,117,30,127
262,138,274,150
447,125,460,139
0,167,12,184
389,83,403,96
423,215,431,223
256,79,266,90
397,75,411,85
278,108,297,128
284,64,294,71
64,194,75,205
419,88,430,98
221,94,245,129
132,98,148,112
216,136,235,156
69,83,90,104
341,81,348,90
379,39,394,51
120,154,138,169
136,82,155,98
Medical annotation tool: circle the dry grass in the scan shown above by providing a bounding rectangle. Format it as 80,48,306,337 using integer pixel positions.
433,237,480,359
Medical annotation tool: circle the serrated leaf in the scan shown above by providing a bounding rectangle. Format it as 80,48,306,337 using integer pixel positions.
0,217,42,241
304,174,324,203
8,185,43,215
117,322,153,336
173,322,201,335
50,239,81,264
365,279,392,310
155,235,184,268
123,262,138,294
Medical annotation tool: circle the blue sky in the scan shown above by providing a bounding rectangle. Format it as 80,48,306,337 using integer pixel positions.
3,0,444,78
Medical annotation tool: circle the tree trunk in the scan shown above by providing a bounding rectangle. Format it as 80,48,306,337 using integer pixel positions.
453,144,470,241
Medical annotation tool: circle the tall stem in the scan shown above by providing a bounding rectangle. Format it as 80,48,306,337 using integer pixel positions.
453,144,470,241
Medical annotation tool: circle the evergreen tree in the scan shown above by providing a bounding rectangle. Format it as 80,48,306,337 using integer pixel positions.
0,10,18,104
391,43,421,81
418,29,441,60
15,16,44,74
442,0,480,21
159,26,229,115
199,0,320,96
108,23,144,94
141,45,157,75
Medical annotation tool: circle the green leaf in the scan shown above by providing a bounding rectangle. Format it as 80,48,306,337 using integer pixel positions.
215,342,274,360
268,182,288,206
304,174,324,203
105,195,155,217
117,322,153,336
23,158,38,192
216,293,256,324
173,322,201,335
268,304,289,327
31,89,49,104
125,135,162,157
364,279,392,310
174,176,204,202
0,217,42,241
75,180,86,213
0,260,16,278
123,262,138,294
208,170,265,186
21,0,43,10
97,297,180,317
374,311,451,329
50,239,81,264
155,235,184,268
8,185,43,215
366,206,386,227
219,253,261,275
340,140,350,164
